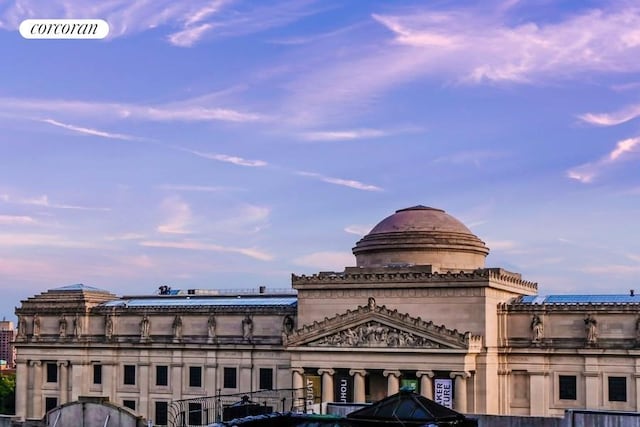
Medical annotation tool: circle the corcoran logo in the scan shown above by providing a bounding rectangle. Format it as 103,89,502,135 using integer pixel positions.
19,19,109,39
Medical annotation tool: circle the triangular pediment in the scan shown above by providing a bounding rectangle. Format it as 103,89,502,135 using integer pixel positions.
285,298,470,349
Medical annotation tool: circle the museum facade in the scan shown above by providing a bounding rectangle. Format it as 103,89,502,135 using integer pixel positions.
13,206,640,423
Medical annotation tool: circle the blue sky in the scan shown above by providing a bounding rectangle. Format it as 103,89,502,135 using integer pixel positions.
1,0,639,319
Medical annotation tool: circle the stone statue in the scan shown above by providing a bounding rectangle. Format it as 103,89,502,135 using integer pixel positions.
73,314,81,337
172,315,183,340
242,315,253,340
207,315,216,339
367,297,376,309
17,316,26,338
140,315,150,339
313,321,438,348
531,314,543,343
32,314,41,339
105,315,114,340
585,315,598,345
282,315,294,336
635,316,640,345
59,315,67,338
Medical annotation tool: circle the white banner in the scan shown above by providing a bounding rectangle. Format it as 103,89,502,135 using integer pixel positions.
434,378,453,409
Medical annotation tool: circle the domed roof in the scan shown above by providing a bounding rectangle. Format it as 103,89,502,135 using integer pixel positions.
353,205,489,271
368,206,474,236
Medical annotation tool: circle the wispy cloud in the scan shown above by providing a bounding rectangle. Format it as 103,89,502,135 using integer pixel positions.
157,196,192,234
1,193,110,211
0,95,264,124
300,128,389,141
293,251,354,270
344,225,372,236
168,23,214,47
433,150,507,166
579,104,640,126
0,215,37,225
139,239,273,261
158,184,241,193
297,171,383,192
40,118,140,141
567,136,640,183
0,233,103,249
184,149,268,167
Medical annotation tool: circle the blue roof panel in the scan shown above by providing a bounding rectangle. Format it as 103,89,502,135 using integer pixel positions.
52,284,110,293
101,296,297,308
520,294,640,304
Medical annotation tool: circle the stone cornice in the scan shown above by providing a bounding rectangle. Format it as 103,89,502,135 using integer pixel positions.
292,268,537,293
91,305,296,315
500,303,640,313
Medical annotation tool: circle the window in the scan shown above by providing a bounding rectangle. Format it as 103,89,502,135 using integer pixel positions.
188,402,202,426
123,400,136,410
559,375,577,400
45,397,58,412
124,365,136,385
609,376,627,402
223,367,237,389
259,368,273,390
155,401,168,426
189,366,202,388
93,364,102,385
156,365,168,386
46,363,58,383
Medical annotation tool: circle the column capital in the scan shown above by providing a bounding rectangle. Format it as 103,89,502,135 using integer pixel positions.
317,368,335,376
58,360,69,367
450,371,470,379
292,367,305,375
416,370,435,378
383,370,401,378
28,360,41,367
349,369,367,377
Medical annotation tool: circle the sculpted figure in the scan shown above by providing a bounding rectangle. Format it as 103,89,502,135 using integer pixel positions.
172,315,183,339
73,314,81,337
282,315,294,336
207,315,216,339
242,315,253,340
59,315,67,338
531,314,544,343
105,315,114,340
32,314,41,339
140,315,150,339
17,316,27,338
636,316,640,345
367,297,376,309
585,315,598,345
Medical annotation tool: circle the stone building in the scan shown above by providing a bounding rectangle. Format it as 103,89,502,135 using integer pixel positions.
13,205,640,423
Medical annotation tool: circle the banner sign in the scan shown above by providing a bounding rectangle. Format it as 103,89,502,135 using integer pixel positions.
334,374,353,403
434,378,453,409
304,374,321,406
400,378,418,392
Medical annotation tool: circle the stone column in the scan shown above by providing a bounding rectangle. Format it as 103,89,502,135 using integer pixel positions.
349,369,367,403
292,368,305,410
171,363,182,400
635,374,640,412
528,372,548,416
15,359,28,421
584,372,600,409
102,363,114,403
29,360,42,418
59,361,69,404
139,363,150,417
451,372,470,413
318,369,335,403
383,370,401,396
416,371,434,399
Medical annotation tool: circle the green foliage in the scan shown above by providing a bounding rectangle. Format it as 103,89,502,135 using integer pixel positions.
0,372,15,415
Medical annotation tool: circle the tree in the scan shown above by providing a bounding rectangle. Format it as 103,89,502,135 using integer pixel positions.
0,372,15,415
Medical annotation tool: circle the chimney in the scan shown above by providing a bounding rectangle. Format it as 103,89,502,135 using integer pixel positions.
259,286,266,294
631,289,635,297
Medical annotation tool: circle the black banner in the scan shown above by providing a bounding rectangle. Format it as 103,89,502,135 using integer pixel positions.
334,374,353,403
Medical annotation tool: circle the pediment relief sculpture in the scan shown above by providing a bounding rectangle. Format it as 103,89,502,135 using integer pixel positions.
309,320,443,348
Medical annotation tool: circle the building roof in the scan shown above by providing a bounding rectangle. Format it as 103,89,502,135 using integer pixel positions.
51,284,111,293
101,296,298,308
520,294,640,304
368,205,474,236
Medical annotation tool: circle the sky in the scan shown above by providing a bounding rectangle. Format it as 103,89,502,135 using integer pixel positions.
1,0,639,319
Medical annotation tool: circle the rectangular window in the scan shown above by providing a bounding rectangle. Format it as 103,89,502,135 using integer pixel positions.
124,365,136,385
223,367,237,389
259,368,273,390
123,400,136,410
559,375,577,400
609,376,627,402
155,401,168,426
45,397,58,412
93,364,102,385
188,402,202,426
46,363,58,383
189,366,202,388
156,365,168,386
